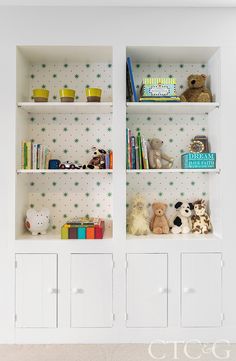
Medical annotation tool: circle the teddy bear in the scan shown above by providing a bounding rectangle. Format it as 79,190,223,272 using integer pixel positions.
191,199,212,234
150,202,169,234
83,146,107,169
170,201,194,234
180,74,212,102
25,208,50,235
148,138,174,169
127,194,149,236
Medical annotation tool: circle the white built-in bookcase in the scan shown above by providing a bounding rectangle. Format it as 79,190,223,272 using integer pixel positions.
14,45,224,343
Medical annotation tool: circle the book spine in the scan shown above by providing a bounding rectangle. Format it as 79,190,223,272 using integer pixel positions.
26,141,31,169
105,154,110,169
137,132,143,169
135,144,140,170
127,57,138,102
131,136,136,170
21,141,25,169
142,138,149,170
109,150,113,169
36,144,40,169
126,128,130,169
128,129,132,169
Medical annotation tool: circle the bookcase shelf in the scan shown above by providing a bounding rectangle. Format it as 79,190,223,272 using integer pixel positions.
126,102,220,115
17,169,113,174
17,102,113,114
126,169,220,174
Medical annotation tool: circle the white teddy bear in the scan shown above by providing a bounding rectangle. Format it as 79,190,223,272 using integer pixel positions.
127,194,149,236
25,208,50,236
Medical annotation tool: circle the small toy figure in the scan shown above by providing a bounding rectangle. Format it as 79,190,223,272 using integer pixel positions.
150,202,169,234
127,194,149,236
192,199,212,234
83,147,107,169
25,208,50,236
59,161,82,170
148,138,174,169
170,201,194,234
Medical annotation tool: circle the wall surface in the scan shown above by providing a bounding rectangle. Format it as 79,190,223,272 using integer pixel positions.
0,6,236,343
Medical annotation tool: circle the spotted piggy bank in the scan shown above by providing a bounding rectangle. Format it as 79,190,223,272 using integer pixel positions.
25,208,50,236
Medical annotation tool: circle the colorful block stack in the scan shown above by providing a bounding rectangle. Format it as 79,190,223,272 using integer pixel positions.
61,218,105,239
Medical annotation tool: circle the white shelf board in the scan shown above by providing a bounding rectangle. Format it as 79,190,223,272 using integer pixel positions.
127,232,221,242
126,168,220,174
16,227,113,242
16,169,113,174
17,102,113,114
126,102,219,114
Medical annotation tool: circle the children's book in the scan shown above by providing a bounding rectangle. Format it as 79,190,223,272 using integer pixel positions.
127,57,138,102
131,135,136,169
137,132,143,169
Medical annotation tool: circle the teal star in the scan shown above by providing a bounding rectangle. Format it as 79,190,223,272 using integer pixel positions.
30,182,34,186
52,182,57,186
41,193,45,197
74,182,79,186
64,64,68,68
30,74,35,79
64,193,68,197
108,192,112,197
107,127,112,132
63,127,68,132
30,117,35,122
85,127,90,132
74,138,79,143
85,192,90,197
42,64,46,68
74,117,78,121
52,139,56,143
74,204,78,208
53,74,57,78
97,74,101,78
75,74,79,78
96,138,101,143
63,149,68,154
96,181,101,186
96,203,100,207
52,203,56,207
30,204,34,208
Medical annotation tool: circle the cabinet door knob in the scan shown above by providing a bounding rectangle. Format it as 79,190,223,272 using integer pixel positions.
48,288,57,294
183,287,194,294
72,288,84,294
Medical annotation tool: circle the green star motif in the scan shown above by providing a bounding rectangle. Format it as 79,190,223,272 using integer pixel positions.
158,64,162,68
126,204,129,208
169,203,173,207
41,127,46,132
147,181,152,186
52,139,56,143
52,225,56,230
136,64,140,68
108,64,112,68
85,149,90,154
97,74,101,78
169,117,173,121
75,96,79,100
96,116,100,121
86,64,90,68
42,64,46,68
64,64,68,68
64,84,68,88
63,214,67,218
180,192,184,196
30,204,34,208
107,127,112,132
53,74,57,78
63,127,68,132
96,138,101,143
75,74,79,78
52,117,57,121
191,181,195,186
136,127,140,132
41,193,45,197
202,127,206,132
108,84,112,89
30,117,35,122
126,117,129,121
180,127,184,132
74,204,78,208
108,192,112,197
74,117,79,122
159,192,163,196
202,192,206,196
201,64,205,68
75,138,79,143
30,74,35,79
42,84,46,89
180,149,184,154
169,181,174,186
96,203,100,207
63,149,68,154
147,116,151,121
191,116,195,121
180,85,184,89
158,127,162,131
74,182,79,186
85,192,90,197
85,127,90,132
180,64,184,68
85,214,90,218
107,214,111,218
30,182,34,186
52,203,56,207
96,182,101,186
52,182,57,186
126,182,129,186
64,193,68,197
147,74,151,78
169,75,173,78
148,203,151,207
31,139,34,143
53,95,57,100
86,84,90,88
169,139,173,143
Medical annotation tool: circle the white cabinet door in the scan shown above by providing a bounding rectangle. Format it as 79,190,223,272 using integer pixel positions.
181,253,222,327
71,254,113,327
15,254,57,328
126,253,168,327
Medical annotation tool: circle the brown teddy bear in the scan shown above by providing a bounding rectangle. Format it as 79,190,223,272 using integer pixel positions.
148,138,174,169
180,74,212,102
150,202,169,234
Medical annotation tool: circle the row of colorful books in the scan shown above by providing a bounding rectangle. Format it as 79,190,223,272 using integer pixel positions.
21,141,51,169
61,217,105,239
126,129,149,170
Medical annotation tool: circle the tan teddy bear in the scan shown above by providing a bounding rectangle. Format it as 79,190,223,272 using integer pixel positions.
150,202,169,234
148,138,174,169
180,74,212,102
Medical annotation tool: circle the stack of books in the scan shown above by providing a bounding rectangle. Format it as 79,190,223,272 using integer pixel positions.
140,78,180,102
61,217,105,239
105,150,113,169
21,141,51,169
126,129,149,170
